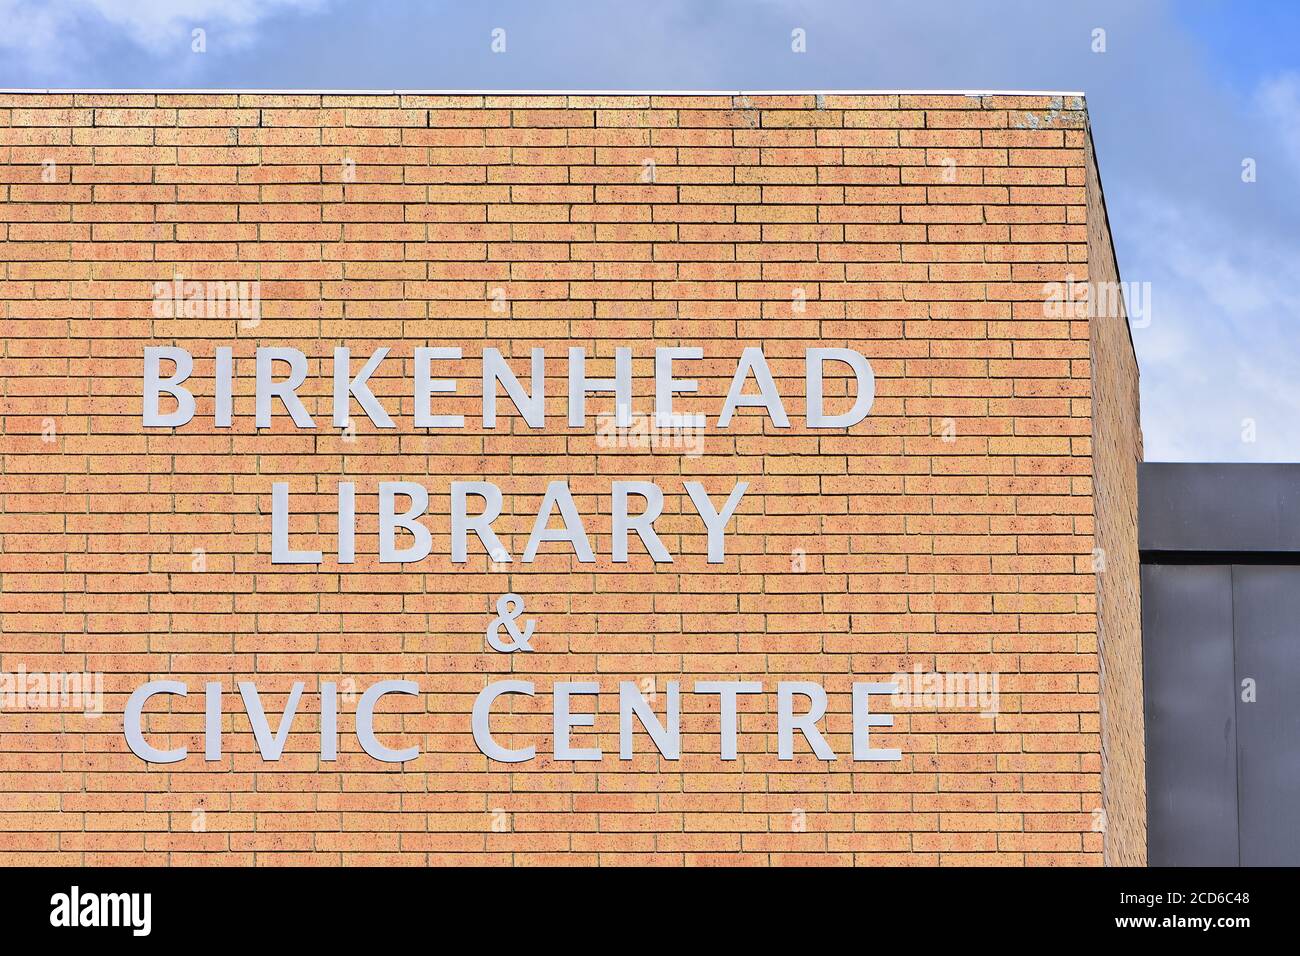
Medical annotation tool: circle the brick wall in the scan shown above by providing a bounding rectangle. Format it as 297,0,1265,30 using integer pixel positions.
1085,134,1146,865
0,92,1138,865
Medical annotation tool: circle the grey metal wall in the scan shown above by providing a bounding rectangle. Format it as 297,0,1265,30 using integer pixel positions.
1141,464,1300,866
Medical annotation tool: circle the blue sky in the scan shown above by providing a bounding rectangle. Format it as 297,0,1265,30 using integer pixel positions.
2,0,1296,461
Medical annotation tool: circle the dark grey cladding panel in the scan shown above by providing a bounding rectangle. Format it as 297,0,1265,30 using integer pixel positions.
1142,563,1237,866
1231,566,1300,865
1139,462,1300,553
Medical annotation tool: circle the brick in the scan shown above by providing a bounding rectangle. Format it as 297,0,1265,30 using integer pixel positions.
0,91,1139,868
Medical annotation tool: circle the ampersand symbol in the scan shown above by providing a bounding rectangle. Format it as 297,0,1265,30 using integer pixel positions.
486,592,535,653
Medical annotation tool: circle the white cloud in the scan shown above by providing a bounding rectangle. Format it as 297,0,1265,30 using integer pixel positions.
81,0,327,52
1128,189,1300,461
0,0,328,74
1255,71,1300,172
1122,68,1300,461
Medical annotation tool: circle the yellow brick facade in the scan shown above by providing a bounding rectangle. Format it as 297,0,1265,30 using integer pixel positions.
0,92,1141,865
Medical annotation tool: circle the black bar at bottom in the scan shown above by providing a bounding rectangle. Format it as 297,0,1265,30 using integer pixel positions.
0,865,1275,941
